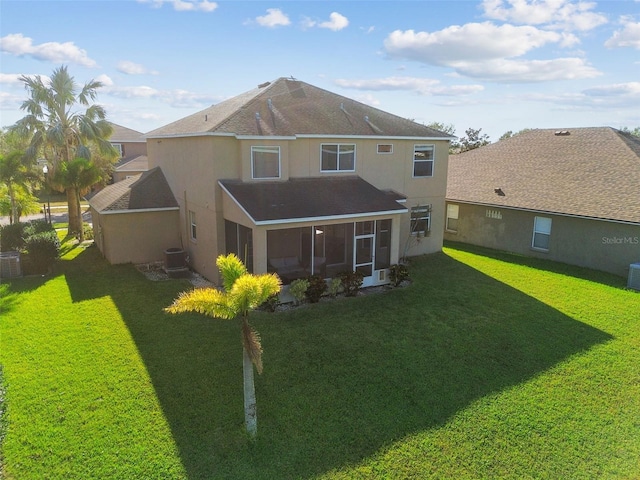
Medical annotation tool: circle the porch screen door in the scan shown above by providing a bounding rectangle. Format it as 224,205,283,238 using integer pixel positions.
354,221,375,284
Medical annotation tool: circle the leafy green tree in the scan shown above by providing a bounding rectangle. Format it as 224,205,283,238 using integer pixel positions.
499,128,533,141
620,126,640,137
51,158,100,241
165,254,281,437
0,151,38,224
457,128,490,153
11,65,117,238
426,122,459,153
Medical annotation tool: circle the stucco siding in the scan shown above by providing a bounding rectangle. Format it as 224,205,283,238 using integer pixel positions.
444,202,640,277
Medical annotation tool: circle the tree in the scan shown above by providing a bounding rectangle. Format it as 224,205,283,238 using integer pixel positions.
0,151,37,224
499,128,532,141
426,122,458,153
165,254,281,437
51,158,101,241
620,126,640,138
457,127,490,153
11,65,117,239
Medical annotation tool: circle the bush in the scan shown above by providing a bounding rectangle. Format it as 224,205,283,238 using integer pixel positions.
83,223,94,240
24,231,60,273
262,293,280,312
305,275,327,303
328,277,342,298
338,270,364,297
289,278,309,305
23,219,54,237
0,223,25,252
389,263,410,287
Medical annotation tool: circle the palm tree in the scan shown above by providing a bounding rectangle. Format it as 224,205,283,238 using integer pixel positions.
51,158,100,241
0,151,36,224
11,65,117,238
165,254,281,437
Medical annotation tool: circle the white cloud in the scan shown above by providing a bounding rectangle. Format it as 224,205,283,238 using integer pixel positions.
335,76,484,96
482,0,607,31
95,74,114,87
117,61,159,75
383,23,600,82
102,83,219,108
319,12,349,31
0,73,25,85
137,0,218,12
582,82,640,97
254,8,291,28
605,17,640,49
0,33,97,67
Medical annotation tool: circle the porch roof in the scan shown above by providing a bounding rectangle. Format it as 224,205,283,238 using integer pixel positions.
219,176,407,225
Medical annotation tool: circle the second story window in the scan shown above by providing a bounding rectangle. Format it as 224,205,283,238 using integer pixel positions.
321,144,355,172
252,146,280,179
413,144,434,177
112,143,123,157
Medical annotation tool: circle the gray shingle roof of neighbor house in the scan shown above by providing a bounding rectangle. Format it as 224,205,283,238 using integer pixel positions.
115,155,149,172
108,123,146,142
89,167,178,213
219,176,408,224
146,77,454,139
446,127,640,224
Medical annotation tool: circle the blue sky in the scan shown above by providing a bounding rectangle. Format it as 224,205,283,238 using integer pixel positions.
1,0,639,141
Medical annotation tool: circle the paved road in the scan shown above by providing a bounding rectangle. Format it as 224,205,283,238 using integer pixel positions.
0,207,91,226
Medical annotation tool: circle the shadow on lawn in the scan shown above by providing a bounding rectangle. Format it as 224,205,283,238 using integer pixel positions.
63,247,612,480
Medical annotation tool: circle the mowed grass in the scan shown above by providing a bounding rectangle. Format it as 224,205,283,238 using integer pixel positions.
1,241,638,479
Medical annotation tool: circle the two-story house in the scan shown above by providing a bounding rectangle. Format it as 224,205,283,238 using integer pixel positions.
91,77,452,286
109,123,148,183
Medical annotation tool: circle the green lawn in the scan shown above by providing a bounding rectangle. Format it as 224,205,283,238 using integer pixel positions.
1,241,638,479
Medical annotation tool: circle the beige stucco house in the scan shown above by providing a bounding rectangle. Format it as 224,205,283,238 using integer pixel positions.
139,77,453,285
445,127,640,277
109,123,148,183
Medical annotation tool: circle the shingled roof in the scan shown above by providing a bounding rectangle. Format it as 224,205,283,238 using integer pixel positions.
89,167,178,213
147,77,452,139
108,123,146,142
447,127,640,224
219,176,407,225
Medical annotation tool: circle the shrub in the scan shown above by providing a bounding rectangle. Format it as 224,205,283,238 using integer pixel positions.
328,277,342,298
262,293,280,312
24,231,60,274
82,223,94,240
289,278,309,305
305,275,327,303
0,223,25,252
389,263,410,287
338,270,364,297
23,219,54,237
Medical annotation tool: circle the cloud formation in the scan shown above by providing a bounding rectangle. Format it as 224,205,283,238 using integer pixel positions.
0,33,97,67
254,8,291,28
138,0,218,12
605,17,640,49
335,76,484,96
117,61,159,75
319,12,349,31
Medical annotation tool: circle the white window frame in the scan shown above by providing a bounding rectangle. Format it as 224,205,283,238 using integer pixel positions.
112,143,123,157
251,146,281,179
189,210,197,241
532,216,551,251
377,144,393,154
446,204,459,232
410,205,432,236
413,144,435,178
320,143,356,172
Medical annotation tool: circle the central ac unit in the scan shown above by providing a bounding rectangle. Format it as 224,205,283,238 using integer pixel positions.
628,263,640,291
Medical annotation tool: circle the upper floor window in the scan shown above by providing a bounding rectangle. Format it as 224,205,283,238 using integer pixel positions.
252,146,280,179
410,205,432,236
532,216,551,250
321,144,355,172
112,143,123,157
377,144,393,154
413,144,434,177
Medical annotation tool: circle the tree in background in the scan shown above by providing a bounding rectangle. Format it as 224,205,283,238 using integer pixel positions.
0,151,38,224
620,126,640,137
457,128,490,153
499,128,533,141
11,65,117,239
165,254,281,438
51,158,101,241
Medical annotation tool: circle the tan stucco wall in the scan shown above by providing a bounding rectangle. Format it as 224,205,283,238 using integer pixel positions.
444,202,640,277
92,208,181,265
148,134,449,281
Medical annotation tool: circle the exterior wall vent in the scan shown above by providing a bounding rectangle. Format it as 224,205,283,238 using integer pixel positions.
627,263,640,291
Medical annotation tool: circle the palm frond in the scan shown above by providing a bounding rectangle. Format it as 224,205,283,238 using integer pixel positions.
164,287,237,320
242,319,263,374
216,254,247,292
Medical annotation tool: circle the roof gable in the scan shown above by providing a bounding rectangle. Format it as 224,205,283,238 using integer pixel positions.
147,77,452,139
447,127,640,224
89,167,178,213
108,122,146,143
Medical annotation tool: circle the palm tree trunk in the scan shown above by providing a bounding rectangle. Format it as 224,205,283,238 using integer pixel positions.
66,187,81,238
243,345,257,437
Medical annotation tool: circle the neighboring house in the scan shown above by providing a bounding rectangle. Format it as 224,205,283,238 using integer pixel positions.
135,77,453,285
89,167,181,265
109,123,148,182
445,127,640,277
